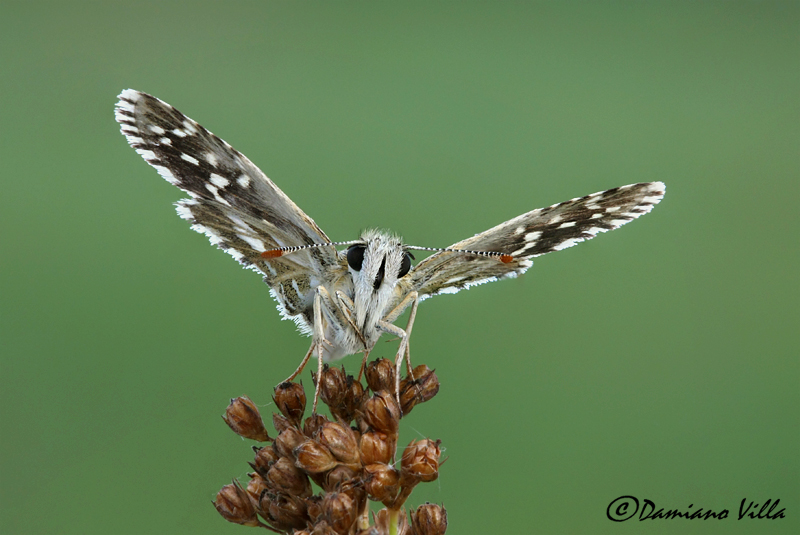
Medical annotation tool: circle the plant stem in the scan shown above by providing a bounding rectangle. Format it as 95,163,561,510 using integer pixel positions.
388,508,399,535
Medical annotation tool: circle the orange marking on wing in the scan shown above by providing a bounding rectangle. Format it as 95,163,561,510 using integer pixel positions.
261,249,284,259
499,254,514,264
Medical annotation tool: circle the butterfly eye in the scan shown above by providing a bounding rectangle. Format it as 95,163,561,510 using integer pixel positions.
346,244,366,271
398,251,413,278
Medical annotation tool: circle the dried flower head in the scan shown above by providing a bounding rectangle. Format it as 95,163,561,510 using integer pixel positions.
294,439,338,474
410,503,448,535
401,438,442,485
315,364,348,411
273,426,306,459
340,376,366,423
363,463,401,506
318,421,361,468
267,456,312,498
245,472,269,505
250,445,280,477
214,361,446,533
321,491,359,534
399,365,440,415
361,390,401,435
213,479,264,528
273,381,307,428
359,431,394,466
262,492,309,532
303,413,329,438
272,413,293,434
364,358,395,393
223,396,271,442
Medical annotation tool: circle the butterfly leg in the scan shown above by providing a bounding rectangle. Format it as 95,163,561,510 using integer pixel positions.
283,342,315,383
335,291,370,381
397,293,419,400
309,286,356,413
377,291,419,407
311,287,328,413
281,291,330,413
356,349,371,383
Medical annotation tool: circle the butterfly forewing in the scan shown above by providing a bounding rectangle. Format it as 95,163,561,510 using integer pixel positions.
409,182,665,299
115,89,343,332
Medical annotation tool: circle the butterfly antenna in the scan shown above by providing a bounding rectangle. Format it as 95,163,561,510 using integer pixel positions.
263,242,514,264
405,245,515,264
261,241,361,259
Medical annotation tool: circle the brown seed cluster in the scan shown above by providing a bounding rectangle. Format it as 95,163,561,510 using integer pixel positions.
214,359,447,535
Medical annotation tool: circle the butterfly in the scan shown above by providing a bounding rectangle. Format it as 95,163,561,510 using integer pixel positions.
115,89,665,410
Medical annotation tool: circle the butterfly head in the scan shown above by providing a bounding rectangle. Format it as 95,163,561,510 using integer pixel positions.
346,230,414,296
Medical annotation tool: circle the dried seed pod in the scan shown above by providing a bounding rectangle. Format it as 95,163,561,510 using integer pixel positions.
410,503,448,535
338,477,367,512
399,366,440,415
405,364,434,383
339,375,366,424
265,492,310,532
304,413,329,438
318,421,361,467
256,491,278,528
213,479,263,527
266,456,312,498
250,445,280,477
362,391,401,435
401,439,441,486
365,358,395,393
316,365,347,410
359,431,394,466
321,492,358,535
323,464,359,493
294,439,338,474
273,381,306,427
245,472,268,506
274,426,306,459
273,413,292,434
305,494,324,524
363,463,400,506
222,396,270,442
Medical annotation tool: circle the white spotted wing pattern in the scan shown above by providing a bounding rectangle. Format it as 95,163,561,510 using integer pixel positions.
115,89,342,338
404,182,665,299
115,89,665,388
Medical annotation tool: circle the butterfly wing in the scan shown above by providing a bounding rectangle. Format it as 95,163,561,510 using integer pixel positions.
408,182,665,300
115,89,342,333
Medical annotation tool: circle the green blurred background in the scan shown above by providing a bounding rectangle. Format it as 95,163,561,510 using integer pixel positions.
1,2,797,534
